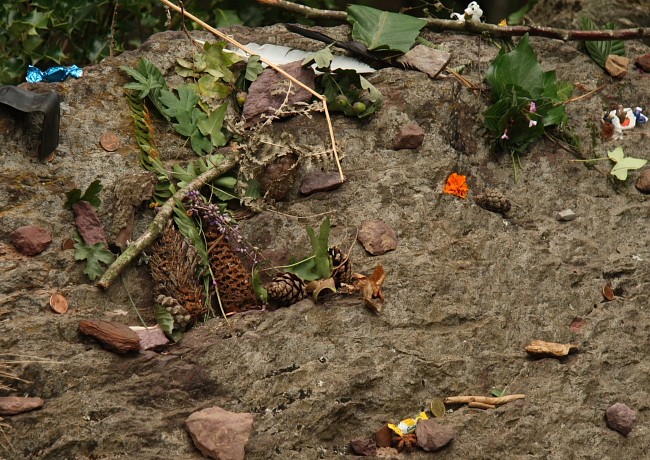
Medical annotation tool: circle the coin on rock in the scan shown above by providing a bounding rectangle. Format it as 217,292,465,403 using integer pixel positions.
100,132,120,151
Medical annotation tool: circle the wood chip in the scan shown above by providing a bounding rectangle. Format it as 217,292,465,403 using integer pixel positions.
525,339,579,358
49,292,68,314
79,319,141,353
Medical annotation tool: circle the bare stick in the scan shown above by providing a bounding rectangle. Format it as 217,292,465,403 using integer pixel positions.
159,0,345,183
444,394,526,406
257,0,650,41
97,153,239,289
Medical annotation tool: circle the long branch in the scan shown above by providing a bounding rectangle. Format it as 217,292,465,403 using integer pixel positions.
97,152,239,290
257,0,650,41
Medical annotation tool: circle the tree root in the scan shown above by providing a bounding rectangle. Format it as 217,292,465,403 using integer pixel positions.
444,394,526,406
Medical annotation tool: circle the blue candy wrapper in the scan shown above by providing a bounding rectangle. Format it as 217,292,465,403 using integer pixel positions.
27,65,83,83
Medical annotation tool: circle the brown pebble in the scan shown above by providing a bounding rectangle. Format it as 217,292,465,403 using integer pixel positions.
394,124,425,150
605,55,630,78
415,419,456,452
350,437,377,456
634,53,650,72
79,319,141,353
358,220,397,256
10,225,52,256
299,170,344,195
72,201,107,245
606,402,636,436
635,169,650,193
374,424,393,448
0,396,45,415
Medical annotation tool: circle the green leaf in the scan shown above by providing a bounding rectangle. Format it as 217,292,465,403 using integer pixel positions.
581,16,625,69
154,304,183,342
159,84,200,118
608,146,647,180
202,41,242,83
302,46,334,70
306,217,332,280
507,0,538,25
195,75,231,101
197,103,228,147
214,9,242,28
347,5,427,53
491,387,509,397
64,179,103,209
121,59,170,120
252,268,268,303
245,55,264,82
486,35,545,101
74,242,115,281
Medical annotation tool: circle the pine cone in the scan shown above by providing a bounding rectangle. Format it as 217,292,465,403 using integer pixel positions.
157,295,192,331
474,189,512,214
329,246,352,287
265,272,306,307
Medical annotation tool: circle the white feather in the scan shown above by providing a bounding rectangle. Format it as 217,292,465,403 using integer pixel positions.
229,43,376,74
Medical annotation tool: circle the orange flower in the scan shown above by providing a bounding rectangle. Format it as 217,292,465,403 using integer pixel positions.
443,173,469,198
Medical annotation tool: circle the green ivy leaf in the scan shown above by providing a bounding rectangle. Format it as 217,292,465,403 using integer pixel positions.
581,16,625,69
202,41,242,83
347,4,427,53
245,55,264,82
302,46,334,70
64,179,103,209
159,84,200,118
74,242,115,281
197,102,228,147
608,146,647,180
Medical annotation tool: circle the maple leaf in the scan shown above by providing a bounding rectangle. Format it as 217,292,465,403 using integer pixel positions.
197,102,228,147
74,242,115,281
159,84,200,118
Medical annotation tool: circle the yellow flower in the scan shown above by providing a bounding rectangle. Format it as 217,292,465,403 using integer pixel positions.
498,19,507,26
443,172,469,199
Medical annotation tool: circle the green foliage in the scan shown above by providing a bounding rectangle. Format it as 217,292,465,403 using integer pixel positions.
507,0,539,25
74,240,115,281
244,55,264,82
484,35,573,156
1,0,339,85
607,146,647,181
171,154,237,201
64,179,103,209
346,5,427,53
491,387,509,397
580,17,626,69
286,218,332,281
154,304,183,342
252,268,268,304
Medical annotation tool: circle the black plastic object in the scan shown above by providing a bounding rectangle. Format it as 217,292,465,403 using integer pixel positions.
0,85,61,159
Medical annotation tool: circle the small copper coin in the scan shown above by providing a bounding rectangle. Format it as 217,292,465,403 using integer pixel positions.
49,293,69,314
100,132,120,151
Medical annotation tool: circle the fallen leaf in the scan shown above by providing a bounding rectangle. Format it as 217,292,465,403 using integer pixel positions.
602,281,615,301
524,339,579,358
353,264,386,313
49,293,69,314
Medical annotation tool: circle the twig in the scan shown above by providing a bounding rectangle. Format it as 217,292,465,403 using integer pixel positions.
444,394,526,406
562,83,607,105
97,152,239,289
158,0,345,183
256,0,650,41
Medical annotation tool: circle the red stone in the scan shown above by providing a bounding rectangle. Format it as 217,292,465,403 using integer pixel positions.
185,406,254,460
394,124,425,150
10,225,52,256
634,53,650,72
72,201,107,245
0,396,45,415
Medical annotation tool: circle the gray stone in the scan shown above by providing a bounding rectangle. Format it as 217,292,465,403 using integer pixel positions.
606,403,636,436
415,419,456,452
394,124,424,150
554,209,576,221
185,406,254,460
10,225,52,256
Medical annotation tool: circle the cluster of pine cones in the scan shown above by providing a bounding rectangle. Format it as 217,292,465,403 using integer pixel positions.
265,247,352,307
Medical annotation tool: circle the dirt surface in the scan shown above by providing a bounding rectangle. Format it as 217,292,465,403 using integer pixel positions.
1,5,650,460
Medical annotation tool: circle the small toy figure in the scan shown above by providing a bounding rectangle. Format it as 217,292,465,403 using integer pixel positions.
605,110,624,139
451,2,483,22
633,107,648,125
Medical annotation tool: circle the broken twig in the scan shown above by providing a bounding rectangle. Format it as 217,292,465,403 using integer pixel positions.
97,152,239,289
444,394,526,406
256,0,650,41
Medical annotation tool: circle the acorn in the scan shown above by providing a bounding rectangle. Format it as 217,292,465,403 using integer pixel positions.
265,272,307,307
335,94,349,108
474,189,512,214
351,101,366,115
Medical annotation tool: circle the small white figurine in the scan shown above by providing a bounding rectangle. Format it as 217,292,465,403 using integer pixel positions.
451,2,483,23
606,110,624,139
